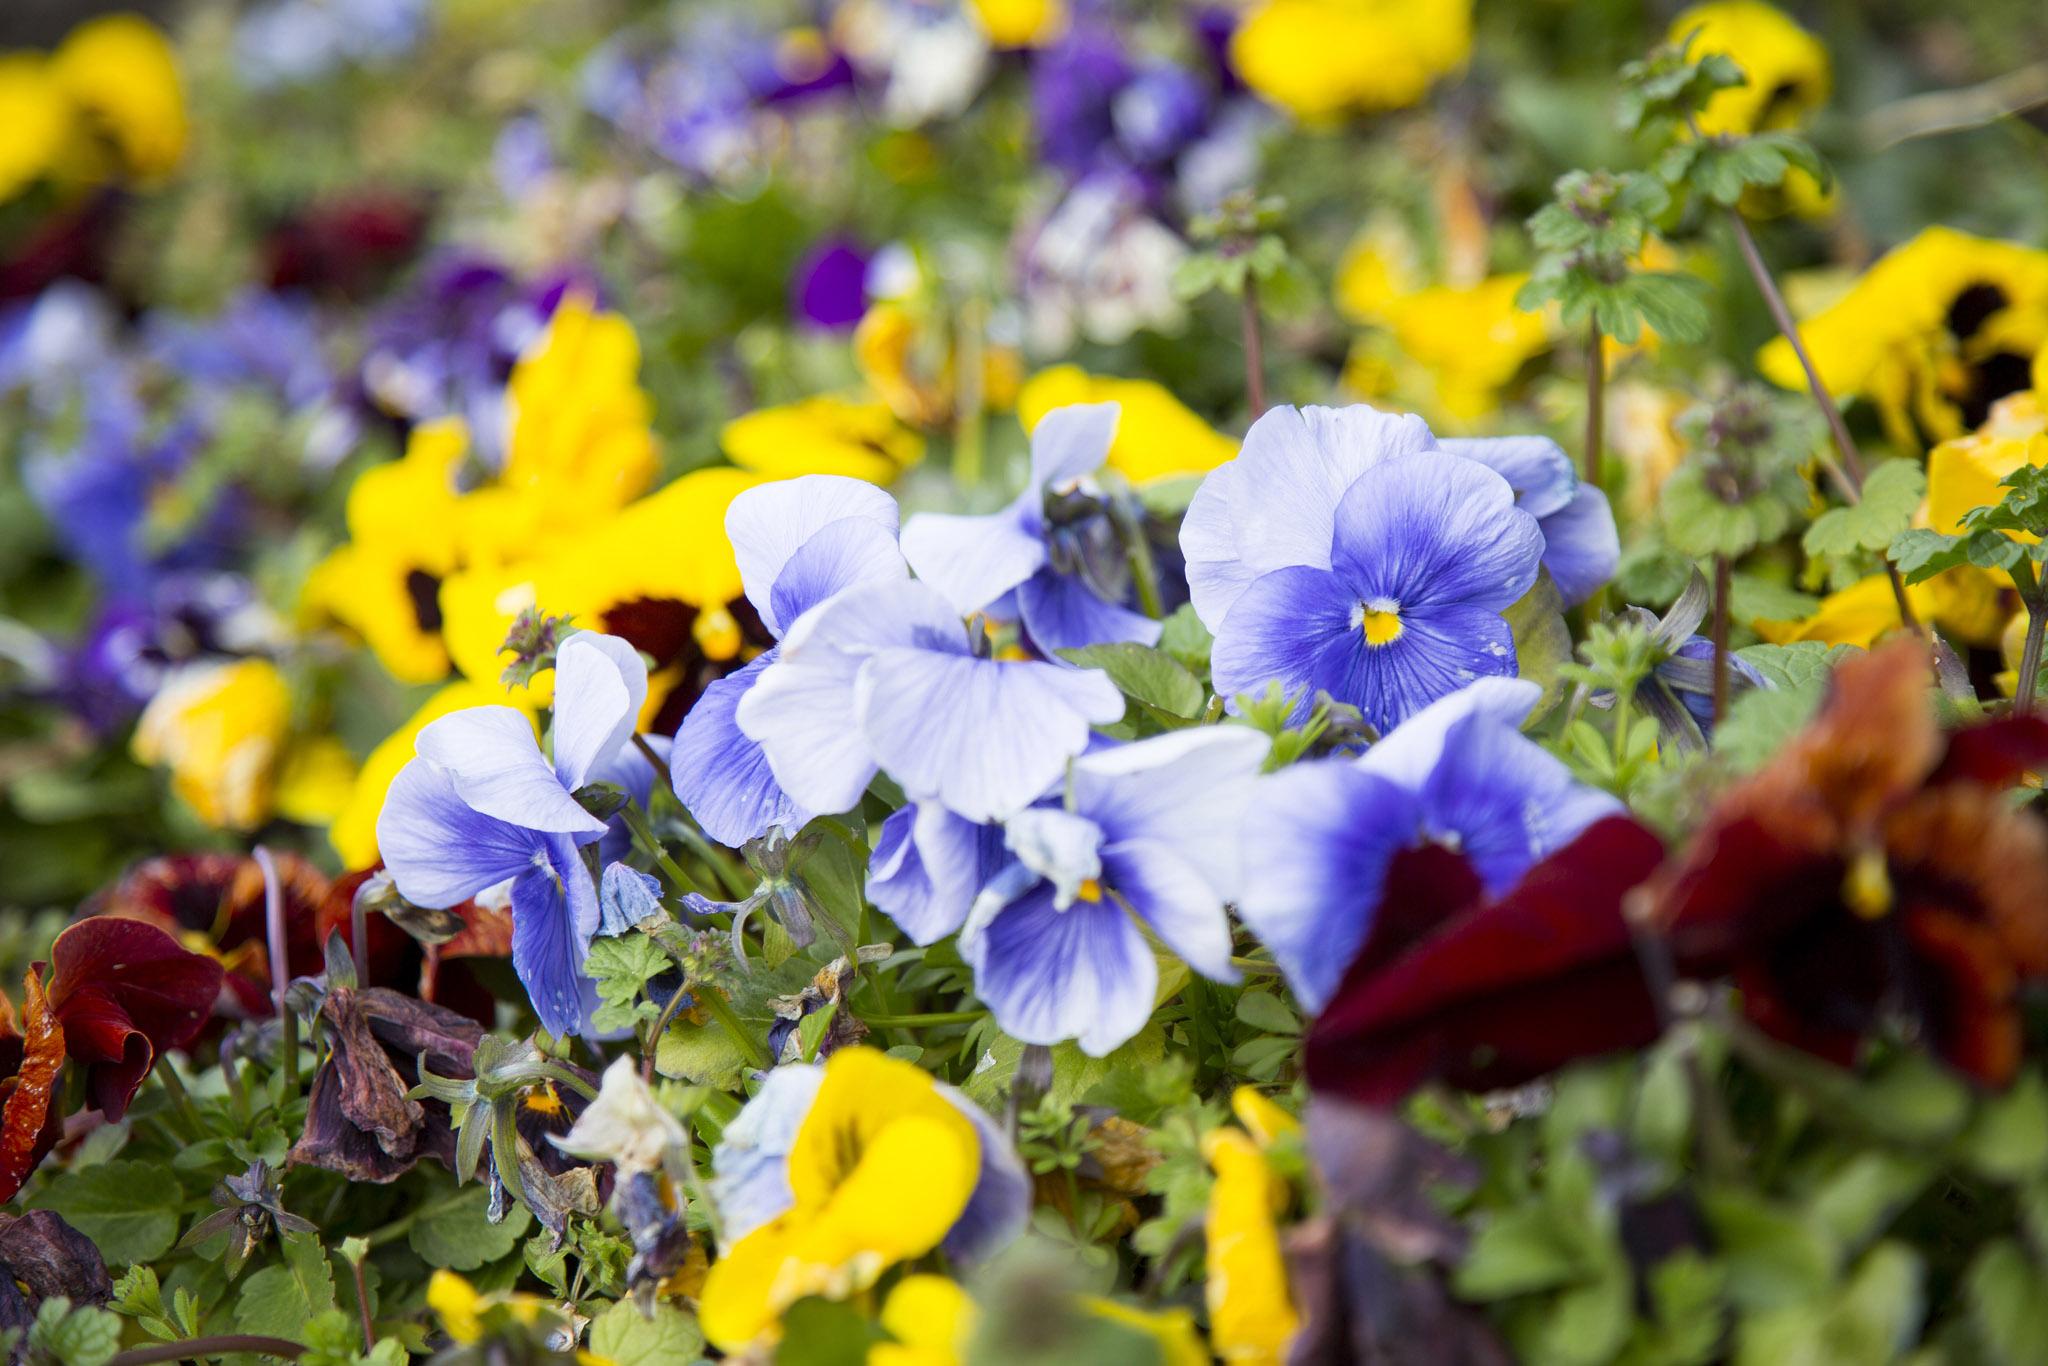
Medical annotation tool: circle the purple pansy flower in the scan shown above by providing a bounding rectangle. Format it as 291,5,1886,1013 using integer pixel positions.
669,475,907,847
1184,404,1545,733
867,801,1011,946
378,632,651,1036
1234,678,1621,1012
1441,436,1620,607
902,402,1159,655
735,571,1124,825
959,726,1269,1054
789,236,872,331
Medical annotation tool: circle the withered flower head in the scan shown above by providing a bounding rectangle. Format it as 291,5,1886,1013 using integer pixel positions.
177,1159,317,1276
289,985,483,1184
1651,638,2048,1084
0,1211,112,1352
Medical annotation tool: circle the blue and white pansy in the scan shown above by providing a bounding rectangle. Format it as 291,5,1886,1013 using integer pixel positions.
669,475,906,847
901,402,1160,654
1441,435,1620,607
1233,677,1622,1012
958,726,1270,1055
1183,404,1569,734
378,631,651,1036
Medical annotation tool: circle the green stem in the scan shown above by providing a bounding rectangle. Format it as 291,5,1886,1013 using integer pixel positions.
618,803,702,897
1711,553,1732,728
674,824,752,899
1111,499,1164,620
154,1061,202,1139
702,988,771,1071
954,294,988,490
1240,276,1267,417
109,1337,304,1366
2017,599,2047,717
858,1010,985,1029
1584,317,1604,486
642,983,697,1083
1227,956,1285,977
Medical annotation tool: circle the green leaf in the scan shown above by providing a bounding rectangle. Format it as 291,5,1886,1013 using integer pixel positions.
1703,1190,1837,1311
1733,641,1855,693
1456,1206,1588,1299
1958,1071,2048,1181
1156,604,1213,677
407,1186,533,1271
961,1020,1168,1111
1660,462,1799,558
656,957,818,1088
1807,1152,1931,1252
1712,686,1823,773
1232,990,1299,1036
27,1299,122,1366
586,931,669,1033
1056,642,1206,719
1804,461,1926,558
586,1299,705,1365
30,1161,181,1265
234,1235,337,1341
1967,1240,2048,1366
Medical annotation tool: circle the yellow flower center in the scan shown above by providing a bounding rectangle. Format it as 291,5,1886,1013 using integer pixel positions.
1843,844,1893,920
1355,599,1404,647
1075,878,1104,903
693,605,742,662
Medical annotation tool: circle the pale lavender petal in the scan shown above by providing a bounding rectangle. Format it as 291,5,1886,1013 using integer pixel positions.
1028,401,1120,491
1330,454,1542,614
415,705,607,836
378,758,546,907
1099,836,1235,981
962,882,1156,1055
671,651,812,847
767,516,908,635
1070,726,1269,898
1440,435,1576,519
1357,677,1541,791
1003,807,1105,908
854,650,1124,822
551,632,649,791
727,475,902,636
940,1085,1032,1264
900,507,1045,617
737,580,967,817
1535,483,1620,607
1016,567,1161,654
598,862,664,936
1181,404,1437,629
711,1064,824,1240
868,802,1008,944
1234,763,1419,1013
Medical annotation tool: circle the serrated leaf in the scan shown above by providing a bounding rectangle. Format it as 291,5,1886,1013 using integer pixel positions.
1056,642,1205,719
587,1299,705,1365
234,1235,336,1340
30,1161,181,1265
407,1186,532,1271
1804,461,1926,557
28,1299,122,1366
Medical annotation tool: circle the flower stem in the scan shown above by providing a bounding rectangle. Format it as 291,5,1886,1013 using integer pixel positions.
110,1339,304,1366
954,293,988,490
253,846,299,1093
1583,318,1604,486
858,1010,985,1029
1109,498,1164,620
701,987,771,1072
350,1257,375,1353
1711,553,1732,727
618,802,702,898
642,984,697,1083
1240,276,1267,417
154,1060,202,1139
2017,600,2046,717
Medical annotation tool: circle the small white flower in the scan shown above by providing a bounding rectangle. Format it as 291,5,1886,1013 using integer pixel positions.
549,1056,686,1176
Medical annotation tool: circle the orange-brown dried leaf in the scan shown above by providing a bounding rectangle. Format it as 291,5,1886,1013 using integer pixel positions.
0,971,66,1203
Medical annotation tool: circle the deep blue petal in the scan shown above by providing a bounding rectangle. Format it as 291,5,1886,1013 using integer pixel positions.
962,882,1156,1055
1016,566,1162,654
671,651,811,847
510,833,602,1038
378,758,547,907
1418,713,1622,896
868,802,1009,944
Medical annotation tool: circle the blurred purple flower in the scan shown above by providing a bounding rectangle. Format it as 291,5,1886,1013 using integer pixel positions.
789,237,872,331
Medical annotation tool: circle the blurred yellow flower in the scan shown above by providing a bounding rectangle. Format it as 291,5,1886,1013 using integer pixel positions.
722,395,924,484
272,736,358,827
1202,1088,1301,1366
1230,0,1471,120
1018,366,1237,484
502,296,659,527
1759,228,2048,450
132,658,292,832
1670,0,1829,137
48,14,187,184
868,1275,975,1366
1080,1298,1209,1366
853,300,1021,430
1608,381,1693,525
1754,570,2005,649
700,1047,982,1352
1926,431,2048,540
966,0,1068,47
0,56,68,203
328,680,534,870
1386,275,1551,426
438,467,760,722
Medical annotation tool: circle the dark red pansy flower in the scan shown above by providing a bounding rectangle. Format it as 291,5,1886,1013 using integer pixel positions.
0,919,222,1201
265,191,430,297
1651,638,2048,1085
1305,816,1668,1106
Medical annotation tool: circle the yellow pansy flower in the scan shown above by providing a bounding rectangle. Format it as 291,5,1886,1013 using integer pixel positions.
1202,1087,1301,1366
868,1275,976,1366
1018,366,1237,484
0,55,68,203
501,296,659,527
966,0,1068,48
132,659,293,832
1754,570,2006,650
853,299,1022,431
1384,275,1551,427
1758,228,2048,450
1081,1298,1210,1366
438,466,762,725
1926,431,2048,541
328,680,536,870
272,736,358,827
699,1048,983,1352
1670,1,1829,138
722,395,924,485
1230,0,1472,120
48,14,187,184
